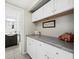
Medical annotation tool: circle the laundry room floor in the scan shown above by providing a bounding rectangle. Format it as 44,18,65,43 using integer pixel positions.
5,45,31,59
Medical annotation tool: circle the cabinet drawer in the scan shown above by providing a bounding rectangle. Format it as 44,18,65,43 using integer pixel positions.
27,37,73,59
54,46,73,59
43,43,73,59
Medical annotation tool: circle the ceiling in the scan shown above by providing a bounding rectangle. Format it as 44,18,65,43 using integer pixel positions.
5,0,40,10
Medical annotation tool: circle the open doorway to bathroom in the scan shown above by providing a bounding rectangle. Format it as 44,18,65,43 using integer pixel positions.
5,18,19,48
5,3,26,59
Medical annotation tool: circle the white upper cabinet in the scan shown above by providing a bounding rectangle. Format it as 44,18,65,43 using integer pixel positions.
32,10,39,22
43,0,55,18
55,0,74,14
32,0,74,22
32,0,55,22
32,5,44,22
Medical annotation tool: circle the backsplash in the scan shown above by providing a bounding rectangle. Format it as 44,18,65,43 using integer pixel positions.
35,14,74,37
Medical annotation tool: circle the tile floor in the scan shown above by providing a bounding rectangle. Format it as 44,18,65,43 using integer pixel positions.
5,45,31,59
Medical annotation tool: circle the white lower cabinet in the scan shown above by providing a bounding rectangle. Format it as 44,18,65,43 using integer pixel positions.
27,37,37,59
43,43,73,59
27,37,73,59
36,41,47,59
27,37,47,59
27,37,31,56
55,48,73,59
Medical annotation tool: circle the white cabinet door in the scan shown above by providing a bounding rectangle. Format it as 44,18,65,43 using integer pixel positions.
27,37,37,59
55,48,73,59
36,41,47,59
42,43,57,59
55,0,74,14
32,10,39,22
31,39,38,59
27,37,42,59
43,43,73,59
32,7,44,22
27,37,32,57
32,0,55,22
32,12,36,22
43,0,55,18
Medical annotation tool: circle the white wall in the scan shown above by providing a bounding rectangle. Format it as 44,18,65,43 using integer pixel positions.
24,10,35,52
36,14,74,37
24,11,35,35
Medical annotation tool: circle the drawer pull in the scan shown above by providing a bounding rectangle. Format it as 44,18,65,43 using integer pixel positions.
56,52,59,55
45,55,47,56
45,55,49,59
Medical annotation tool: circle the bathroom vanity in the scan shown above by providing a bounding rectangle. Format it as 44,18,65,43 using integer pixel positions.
5,34,17,48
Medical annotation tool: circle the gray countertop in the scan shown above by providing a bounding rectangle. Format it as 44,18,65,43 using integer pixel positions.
26,35,74,53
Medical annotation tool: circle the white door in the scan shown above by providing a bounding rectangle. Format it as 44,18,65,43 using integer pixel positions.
18,11,25,54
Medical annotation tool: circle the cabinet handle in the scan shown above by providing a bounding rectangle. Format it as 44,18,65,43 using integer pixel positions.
40,44,41,46
47,56,49,59
45,55,47,56
29,43,31,45
45,55,49,59
54,9,56,11
56,52,59,55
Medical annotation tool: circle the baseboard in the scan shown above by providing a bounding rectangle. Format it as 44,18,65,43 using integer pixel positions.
26,53,32,59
